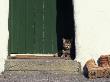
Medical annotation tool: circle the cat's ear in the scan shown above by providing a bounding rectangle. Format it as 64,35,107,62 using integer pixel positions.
63,38,65,41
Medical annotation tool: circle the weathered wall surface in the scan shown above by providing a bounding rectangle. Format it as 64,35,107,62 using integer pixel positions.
0,0,9,73
0,0,110,72
74,0,110,69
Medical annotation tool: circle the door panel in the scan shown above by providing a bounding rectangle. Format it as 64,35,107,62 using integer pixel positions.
8,0,57,54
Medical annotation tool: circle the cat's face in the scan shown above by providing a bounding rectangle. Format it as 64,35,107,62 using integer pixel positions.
63,38,71,49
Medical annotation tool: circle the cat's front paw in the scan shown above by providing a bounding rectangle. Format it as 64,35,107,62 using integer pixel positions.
61,54,65,59
53,53,58,57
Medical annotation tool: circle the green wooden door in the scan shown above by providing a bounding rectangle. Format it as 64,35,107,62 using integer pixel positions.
8,0,57,54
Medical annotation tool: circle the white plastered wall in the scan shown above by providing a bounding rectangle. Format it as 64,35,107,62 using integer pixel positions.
0,0,110,73
0,0,9,73
74,0,110,69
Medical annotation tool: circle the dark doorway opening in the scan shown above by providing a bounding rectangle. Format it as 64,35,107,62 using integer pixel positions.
56,0,76,60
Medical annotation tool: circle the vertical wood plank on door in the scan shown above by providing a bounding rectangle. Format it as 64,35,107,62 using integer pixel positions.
34,0,44,54
44,0,57,53
25,0,34,53
9,0,27,54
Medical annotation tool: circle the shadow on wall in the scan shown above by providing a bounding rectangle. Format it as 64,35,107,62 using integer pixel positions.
56,0,76,60
83,65,89,78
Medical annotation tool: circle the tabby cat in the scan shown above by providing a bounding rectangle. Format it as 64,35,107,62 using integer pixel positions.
53,38,72,59
61,38,72,59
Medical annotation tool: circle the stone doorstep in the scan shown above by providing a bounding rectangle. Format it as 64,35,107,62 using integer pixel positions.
3,71,81,76
4,59,81,75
